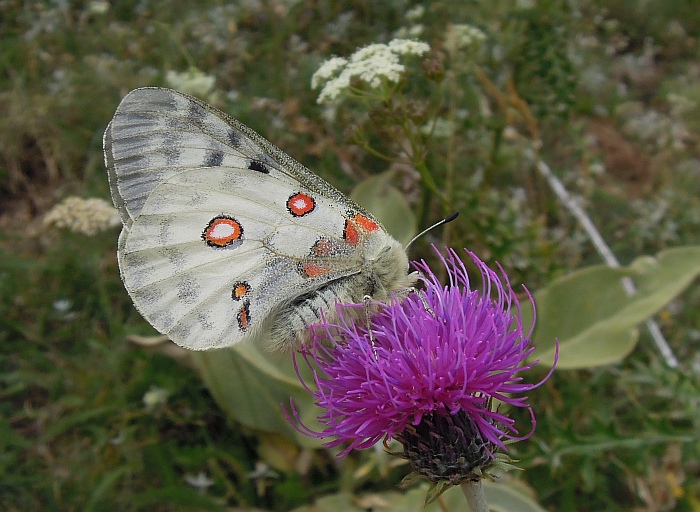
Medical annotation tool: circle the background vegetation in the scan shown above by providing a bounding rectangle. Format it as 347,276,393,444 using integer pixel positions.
1,0,698,510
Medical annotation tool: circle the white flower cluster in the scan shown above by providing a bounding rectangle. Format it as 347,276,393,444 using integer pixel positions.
405,5,425,22
311,39,430,104
44,197,120,236
667,93,697,118
617,101,692,151
88,1,110,14
445,24,486,52
165,68,216,97
394,5,425,39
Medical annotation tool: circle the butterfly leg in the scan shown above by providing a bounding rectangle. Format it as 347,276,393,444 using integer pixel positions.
414,288,436,318
362,294,380,358
396,273,436,318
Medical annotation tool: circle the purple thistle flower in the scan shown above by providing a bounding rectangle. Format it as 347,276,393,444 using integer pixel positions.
287,247,557,483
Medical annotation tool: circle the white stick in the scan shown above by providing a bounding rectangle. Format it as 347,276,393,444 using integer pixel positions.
534,156,679,368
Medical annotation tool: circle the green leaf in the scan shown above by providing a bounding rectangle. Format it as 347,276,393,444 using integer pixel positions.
526,246,700,369
350,171,417,246
86,465,132,512
291,492,362,512
190,344,324,448
130,485,226,511
290,481,547,511
423,480,450,507
481,480,548,512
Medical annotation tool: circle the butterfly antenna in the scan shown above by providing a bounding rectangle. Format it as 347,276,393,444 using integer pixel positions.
404,211,459,251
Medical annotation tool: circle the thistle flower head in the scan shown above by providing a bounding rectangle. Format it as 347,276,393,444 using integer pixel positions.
288,248,556,484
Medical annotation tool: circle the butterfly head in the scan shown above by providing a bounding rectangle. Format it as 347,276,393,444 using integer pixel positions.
366,236,417,300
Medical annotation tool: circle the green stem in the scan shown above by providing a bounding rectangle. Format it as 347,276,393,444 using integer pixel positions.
460,480,489,512
357,141,394,163
414,159,444,203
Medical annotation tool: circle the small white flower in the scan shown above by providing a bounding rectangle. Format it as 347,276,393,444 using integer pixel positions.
394,25,425,39
247,461,279,480
52,299,77,321
348,52,404,88
110,431,126,445
184,471,215,491
316,71,352,104
142,387,169,411
350,43,389,62
408,24,424,37
53,299,72,314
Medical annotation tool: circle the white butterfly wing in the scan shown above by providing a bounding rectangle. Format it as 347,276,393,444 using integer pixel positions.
105,87,355,226
105,88,383,350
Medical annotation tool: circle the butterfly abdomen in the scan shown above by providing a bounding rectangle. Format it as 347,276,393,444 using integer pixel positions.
268,284,344,351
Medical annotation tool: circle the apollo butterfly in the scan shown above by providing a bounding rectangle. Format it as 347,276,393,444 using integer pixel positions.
104,87,416,351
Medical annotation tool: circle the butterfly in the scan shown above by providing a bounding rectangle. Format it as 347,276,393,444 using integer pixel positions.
104,87,417,351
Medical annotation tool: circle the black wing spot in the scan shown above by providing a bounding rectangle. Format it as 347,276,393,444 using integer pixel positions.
248,160,269,174
228,130,241,148
188,101,206,129
163,130,183,146
204,149,224,167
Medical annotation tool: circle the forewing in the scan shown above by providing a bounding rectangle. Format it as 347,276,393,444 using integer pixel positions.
104,87,370,226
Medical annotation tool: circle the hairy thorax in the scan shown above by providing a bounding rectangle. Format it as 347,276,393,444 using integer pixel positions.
268,235,417,351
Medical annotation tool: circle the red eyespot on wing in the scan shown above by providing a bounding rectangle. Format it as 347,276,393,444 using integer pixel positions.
354,214,379,232
298,262,332,278
312,237,336,256
343,220,359,245
202,215,243,248
343,214,379,245
237,301,251,331
287,192,316,217
231,281,250,301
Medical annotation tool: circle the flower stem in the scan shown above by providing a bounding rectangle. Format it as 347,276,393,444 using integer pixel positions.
460,480,489,512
